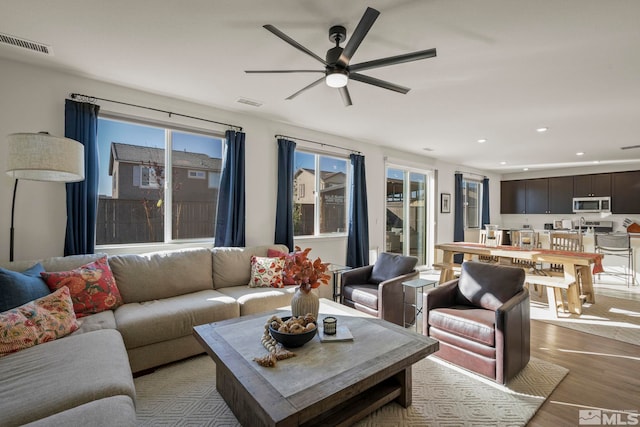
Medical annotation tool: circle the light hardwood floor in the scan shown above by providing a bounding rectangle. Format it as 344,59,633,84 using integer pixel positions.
528,319,640,426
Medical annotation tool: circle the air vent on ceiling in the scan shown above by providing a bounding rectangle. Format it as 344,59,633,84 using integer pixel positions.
0,32,53,55
236,97,263,107
620,145,640,150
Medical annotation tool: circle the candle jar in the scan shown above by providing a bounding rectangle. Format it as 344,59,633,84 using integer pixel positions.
485,224,499,247
322,316,337,335
519,229,535,249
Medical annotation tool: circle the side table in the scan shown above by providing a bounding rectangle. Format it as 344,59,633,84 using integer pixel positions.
327,264,352,302
402,278,438,334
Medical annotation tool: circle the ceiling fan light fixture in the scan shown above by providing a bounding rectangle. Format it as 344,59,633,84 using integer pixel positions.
326,70,348,88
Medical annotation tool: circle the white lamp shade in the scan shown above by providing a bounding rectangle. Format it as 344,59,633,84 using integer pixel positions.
6,133,85,182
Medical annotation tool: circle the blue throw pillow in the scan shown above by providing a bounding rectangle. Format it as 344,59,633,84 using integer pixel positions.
0,263,51,312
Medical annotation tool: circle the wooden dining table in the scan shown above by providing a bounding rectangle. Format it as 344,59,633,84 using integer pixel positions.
434,242,604,313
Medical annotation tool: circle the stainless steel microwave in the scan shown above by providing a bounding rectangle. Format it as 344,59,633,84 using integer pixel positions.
572,196,611,213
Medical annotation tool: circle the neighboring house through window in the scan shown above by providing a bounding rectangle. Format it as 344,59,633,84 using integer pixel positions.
293,150,348,236
97,116,223,245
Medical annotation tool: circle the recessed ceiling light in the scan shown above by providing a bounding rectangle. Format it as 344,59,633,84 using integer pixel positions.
536,127,549,133
523,167,529,171
477,139,487,143
593,160,600,164
576,152,585,156
500,161,507,165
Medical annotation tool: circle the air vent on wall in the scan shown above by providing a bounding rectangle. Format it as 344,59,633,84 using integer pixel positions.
0,32,53,55
620,145,640,150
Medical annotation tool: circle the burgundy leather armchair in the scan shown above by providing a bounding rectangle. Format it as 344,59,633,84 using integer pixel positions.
424,261,530,384
341,252,419,327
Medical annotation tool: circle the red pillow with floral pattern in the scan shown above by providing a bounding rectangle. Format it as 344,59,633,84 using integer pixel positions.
40,256,123,318
267,248,300,286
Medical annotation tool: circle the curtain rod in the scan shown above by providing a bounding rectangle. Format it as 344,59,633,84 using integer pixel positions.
456,170,487,179
69,93,243,131
275,134,361,155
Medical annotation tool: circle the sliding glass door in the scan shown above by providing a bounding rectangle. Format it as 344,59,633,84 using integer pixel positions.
385,166,432,265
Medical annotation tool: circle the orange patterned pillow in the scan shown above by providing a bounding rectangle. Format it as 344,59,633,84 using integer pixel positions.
40,256,123,318
249,256,285,288
0,286,78,357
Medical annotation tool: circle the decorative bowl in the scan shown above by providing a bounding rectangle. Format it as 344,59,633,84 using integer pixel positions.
269,317,317,348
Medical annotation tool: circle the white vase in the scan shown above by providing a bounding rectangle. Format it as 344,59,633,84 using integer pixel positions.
291,287,319,320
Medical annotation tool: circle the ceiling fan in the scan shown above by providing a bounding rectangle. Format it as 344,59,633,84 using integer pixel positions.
245,6,437,106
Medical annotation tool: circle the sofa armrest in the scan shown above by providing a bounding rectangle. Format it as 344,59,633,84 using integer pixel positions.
341,265,374,286
495,287,530,384
377,269,420,326
424,278,459,311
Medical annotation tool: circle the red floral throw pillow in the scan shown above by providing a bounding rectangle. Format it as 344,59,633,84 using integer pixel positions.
0,286,78,357
40,257,123,318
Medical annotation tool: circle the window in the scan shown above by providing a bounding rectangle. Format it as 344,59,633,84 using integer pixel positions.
463,179,482,229
293,150,348,236
96,117,224,245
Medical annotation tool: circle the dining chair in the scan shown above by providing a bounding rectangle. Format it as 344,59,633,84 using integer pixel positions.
478,229,503,263
595,233,637,287
546,232,583,275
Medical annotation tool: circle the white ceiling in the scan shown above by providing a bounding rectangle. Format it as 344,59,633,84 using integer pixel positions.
2,0,640,173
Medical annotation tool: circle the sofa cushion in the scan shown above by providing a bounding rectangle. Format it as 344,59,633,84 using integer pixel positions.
40,256,123,318
0,253,107,275
114,290,238,349
342,284,378,310
212,244,288,289
249,256,284,288
70,310,117,336
267,248,299,285
0,287,79,357
22,395,136,427
217,285,297,316
109,248,214,303
370,252,418,285
0,263,50,312
0,329,134,426
458,262,525,311
429,306,496,347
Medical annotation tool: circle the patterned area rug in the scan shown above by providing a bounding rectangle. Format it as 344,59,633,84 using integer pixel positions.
135,354,567,426
530,292,640,345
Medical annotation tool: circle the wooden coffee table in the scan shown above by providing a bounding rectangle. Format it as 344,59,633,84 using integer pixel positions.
193,298,438,427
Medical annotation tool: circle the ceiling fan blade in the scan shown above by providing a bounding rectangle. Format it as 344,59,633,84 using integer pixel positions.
338,7,380,67
285,77,325,100
350,73,410,94
245,70,324,74
263,25,328,66
349,48,437,72
339,86,352,107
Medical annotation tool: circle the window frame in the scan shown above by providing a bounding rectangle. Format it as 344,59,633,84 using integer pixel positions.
462,178,483,229
95,113,225,248
293,148,350,238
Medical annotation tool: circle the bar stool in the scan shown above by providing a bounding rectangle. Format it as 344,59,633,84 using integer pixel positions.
595,233,637,287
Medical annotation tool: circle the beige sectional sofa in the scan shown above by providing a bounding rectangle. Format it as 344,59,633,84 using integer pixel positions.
0,244,329,426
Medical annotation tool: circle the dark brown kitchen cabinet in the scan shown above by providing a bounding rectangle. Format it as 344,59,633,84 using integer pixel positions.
549,176,574,213
573,173,611,197
525,178,549,213
501,180,526,214
612,171,640,213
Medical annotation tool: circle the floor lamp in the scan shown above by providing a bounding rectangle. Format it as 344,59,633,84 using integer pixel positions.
5,132,85,261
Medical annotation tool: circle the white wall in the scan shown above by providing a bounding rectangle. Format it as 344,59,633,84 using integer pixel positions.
0,58,499,266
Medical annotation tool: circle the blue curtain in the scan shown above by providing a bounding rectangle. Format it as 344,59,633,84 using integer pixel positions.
274,138,296,251
453,173,465,264
481,177,490,228
64,99,100,256
214,130,246,247
346,154,369,267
